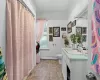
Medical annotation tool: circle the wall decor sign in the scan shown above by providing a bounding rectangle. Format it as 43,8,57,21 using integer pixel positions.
91,0,100,74
49,27,53,34
72,20,76,27
82,35,86,42
82,27,87,34
61,27,66,31
49,35,53,41
0,47,8,80
67,21,72,33
53,27,60,37
76,27,82,34
62,33,66,38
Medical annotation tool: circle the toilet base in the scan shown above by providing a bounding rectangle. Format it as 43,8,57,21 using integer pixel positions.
59,59,62,64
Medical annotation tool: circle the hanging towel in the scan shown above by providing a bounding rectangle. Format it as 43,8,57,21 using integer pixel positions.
0,47,8,80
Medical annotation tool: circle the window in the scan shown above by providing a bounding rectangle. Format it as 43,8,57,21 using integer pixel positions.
40,21,48,49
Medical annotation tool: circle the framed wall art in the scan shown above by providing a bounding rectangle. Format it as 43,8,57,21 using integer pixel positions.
67,21,72,33
82,27,87,34
49,35,53,41
53,27,60,37
61,27,66,31
82,35,87,42
76,27,82,34
49,27,53,34
72,20,76,27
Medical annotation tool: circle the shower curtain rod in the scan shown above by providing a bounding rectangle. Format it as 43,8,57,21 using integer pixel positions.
17,0,35,17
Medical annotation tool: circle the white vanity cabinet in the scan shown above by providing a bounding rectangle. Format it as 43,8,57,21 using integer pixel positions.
62,55,67,80
62,48,88,80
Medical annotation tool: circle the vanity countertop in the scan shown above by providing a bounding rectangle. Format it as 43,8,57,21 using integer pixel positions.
62,48,88,60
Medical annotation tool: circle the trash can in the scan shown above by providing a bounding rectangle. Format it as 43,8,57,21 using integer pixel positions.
57,54,62,64
86,72,97,80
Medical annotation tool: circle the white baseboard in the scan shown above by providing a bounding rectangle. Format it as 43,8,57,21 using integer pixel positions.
23,66,35,80
40,56,58,60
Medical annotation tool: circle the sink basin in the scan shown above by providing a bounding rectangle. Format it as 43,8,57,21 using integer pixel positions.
64,48,83,55
71,50,82,54
65,48,72,50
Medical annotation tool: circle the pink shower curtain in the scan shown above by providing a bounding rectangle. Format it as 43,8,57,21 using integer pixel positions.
36,20,46,63
6,0,35,80
36,20,46,42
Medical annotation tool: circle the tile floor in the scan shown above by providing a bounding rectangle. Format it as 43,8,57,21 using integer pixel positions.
26,60,64,80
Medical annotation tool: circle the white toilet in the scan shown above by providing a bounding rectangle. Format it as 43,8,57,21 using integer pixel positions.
57,54,62,64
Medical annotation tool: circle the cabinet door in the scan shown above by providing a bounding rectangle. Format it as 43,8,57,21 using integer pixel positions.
49,37,62,57
53,37,62,54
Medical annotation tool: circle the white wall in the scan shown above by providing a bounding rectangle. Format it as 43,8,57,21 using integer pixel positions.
66,0,88,47
37,11,68,20
77,19,88,47
67,0,88,22
40,20,67,59
0,0,6,62
67,19,88,47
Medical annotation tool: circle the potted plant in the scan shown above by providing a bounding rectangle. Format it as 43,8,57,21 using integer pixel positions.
70,34,77,49
64,37,69,47
76,34,82,50
76,34,82,44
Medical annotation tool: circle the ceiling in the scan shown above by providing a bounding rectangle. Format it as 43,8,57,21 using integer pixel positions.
30,0,88,20
33,0,68,12
75,6,88,19
79,10,88,19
